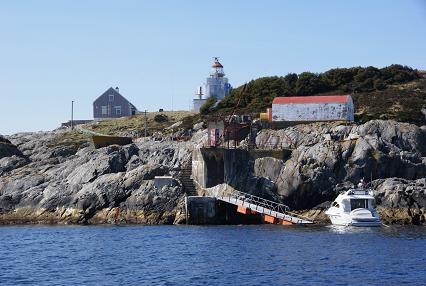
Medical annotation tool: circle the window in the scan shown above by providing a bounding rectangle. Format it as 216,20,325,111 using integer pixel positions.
114,106,121,115
101,106,108,115
350,199,368,211
341,199,349,212
109,94,114,102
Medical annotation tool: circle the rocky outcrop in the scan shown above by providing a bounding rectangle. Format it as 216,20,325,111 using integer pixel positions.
253,120,426,210
373,178,426,209
0,136,24,159
0,129,206,224
1,120,425,225
0,135,28,176
373,178,425,225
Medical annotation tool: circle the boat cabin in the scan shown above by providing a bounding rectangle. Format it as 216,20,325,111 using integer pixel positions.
331,191,376,212
326,187,381,226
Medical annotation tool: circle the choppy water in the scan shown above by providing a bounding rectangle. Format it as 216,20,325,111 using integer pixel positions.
0,225,425,286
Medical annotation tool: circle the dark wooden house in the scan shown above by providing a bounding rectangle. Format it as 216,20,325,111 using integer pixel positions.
93,87,138,120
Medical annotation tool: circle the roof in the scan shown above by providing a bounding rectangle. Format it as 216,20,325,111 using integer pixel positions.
212,62,223,68
93,87,138,110
212,57,223,68
272,95,351,104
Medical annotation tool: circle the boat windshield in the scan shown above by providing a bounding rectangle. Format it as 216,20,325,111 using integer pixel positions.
350,199,368,210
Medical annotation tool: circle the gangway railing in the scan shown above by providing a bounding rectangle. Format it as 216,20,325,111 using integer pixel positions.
218,189,290,214
214,188,313,225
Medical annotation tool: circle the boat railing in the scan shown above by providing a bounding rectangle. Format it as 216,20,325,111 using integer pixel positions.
346,188,374,196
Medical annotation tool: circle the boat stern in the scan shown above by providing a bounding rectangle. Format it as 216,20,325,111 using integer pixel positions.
350,208,381,227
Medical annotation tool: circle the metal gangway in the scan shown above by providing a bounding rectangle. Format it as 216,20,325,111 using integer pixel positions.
216,189,313,225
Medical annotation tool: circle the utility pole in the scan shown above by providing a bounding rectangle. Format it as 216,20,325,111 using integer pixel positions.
71,100,74,130
144,110,147,137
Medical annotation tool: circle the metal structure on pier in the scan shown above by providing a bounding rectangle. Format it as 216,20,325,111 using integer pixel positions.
215,189,314,225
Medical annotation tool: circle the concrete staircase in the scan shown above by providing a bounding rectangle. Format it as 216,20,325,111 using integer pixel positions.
180,161,197,196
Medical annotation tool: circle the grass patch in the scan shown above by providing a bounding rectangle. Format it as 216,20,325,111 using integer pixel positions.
352,79,426,125
83,111,196,137
48,131,91,149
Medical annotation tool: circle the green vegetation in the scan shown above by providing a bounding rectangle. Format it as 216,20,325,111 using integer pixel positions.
207,64,425,125
84,111,195,137
154,114,169,123
200,96,217,115
181,113,202,130
215,64,421,114
49,131,91,149
59,66,424,140
353,79,426,125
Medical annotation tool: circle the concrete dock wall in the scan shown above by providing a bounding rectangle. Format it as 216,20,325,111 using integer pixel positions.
192,148,225,188
192,147,292,191
185,196,217,225
185,196,262,225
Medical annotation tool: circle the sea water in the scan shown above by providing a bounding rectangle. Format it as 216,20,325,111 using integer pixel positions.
0,225,425,286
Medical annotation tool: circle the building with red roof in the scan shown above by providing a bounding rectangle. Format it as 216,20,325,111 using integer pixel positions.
269,95,354,122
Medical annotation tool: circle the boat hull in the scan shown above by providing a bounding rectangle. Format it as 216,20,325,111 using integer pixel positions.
326,213,381,227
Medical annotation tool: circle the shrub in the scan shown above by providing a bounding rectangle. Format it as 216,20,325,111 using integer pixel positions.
200,96,217,115
154,114,168,123
209,65,420,114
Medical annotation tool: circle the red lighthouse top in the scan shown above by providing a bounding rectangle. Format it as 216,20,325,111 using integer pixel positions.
212,57,223,68
210,57,225,77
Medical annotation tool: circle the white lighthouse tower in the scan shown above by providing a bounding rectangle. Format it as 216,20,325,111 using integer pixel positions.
205,57,232,100
192,57,232,113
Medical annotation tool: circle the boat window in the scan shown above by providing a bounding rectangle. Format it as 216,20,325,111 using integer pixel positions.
369,199,376,208
350,199,368,210
341,199,349,211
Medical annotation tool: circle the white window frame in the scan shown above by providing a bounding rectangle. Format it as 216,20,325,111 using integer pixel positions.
101,106,108,115
115,106,122,115
109,94,114,102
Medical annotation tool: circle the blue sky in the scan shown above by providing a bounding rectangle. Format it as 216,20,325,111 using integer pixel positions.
1,0,425,134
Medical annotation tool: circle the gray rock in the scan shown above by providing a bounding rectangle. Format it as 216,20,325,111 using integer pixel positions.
0,156,28,175
126,155,142,171
254,157,284,182
1,120,425,225
373,177,426,209
193,122,204,131
0,128,205,224
0,138,24,159
248,120,426,209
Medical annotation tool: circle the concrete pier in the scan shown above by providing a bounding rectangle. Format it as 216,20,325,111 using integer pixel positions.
185,196,262,225
192,147,292,189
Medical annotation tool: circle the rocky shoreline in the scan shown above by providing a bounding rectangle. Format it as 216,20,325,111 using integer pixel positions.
0,120,425,226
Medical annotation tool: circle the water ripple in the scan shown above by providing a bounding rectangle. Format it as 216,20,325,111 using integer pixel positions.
0,225,424,286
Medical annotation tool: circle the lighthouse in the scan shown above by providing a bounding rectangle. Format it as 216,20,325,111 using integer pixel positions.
206,57,232,100
192,57,232,113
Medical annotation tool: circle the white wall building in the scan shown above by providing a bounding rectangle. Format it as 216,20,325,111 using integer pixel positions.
270,95,354,122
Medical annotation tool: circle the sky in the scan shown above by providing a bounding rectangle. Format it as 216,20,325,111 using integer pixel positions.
1,0,426,135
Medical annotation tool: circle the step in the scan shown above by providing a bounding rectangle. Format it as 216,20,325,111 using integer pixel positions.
180,162,196,195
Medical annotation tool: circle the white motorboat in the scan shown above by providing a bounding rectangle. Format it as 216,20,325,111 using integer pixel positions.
325,181,381,227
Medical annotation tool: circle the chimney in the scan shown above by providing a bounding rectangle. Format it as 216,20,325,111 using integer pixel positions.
115,86,119,93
